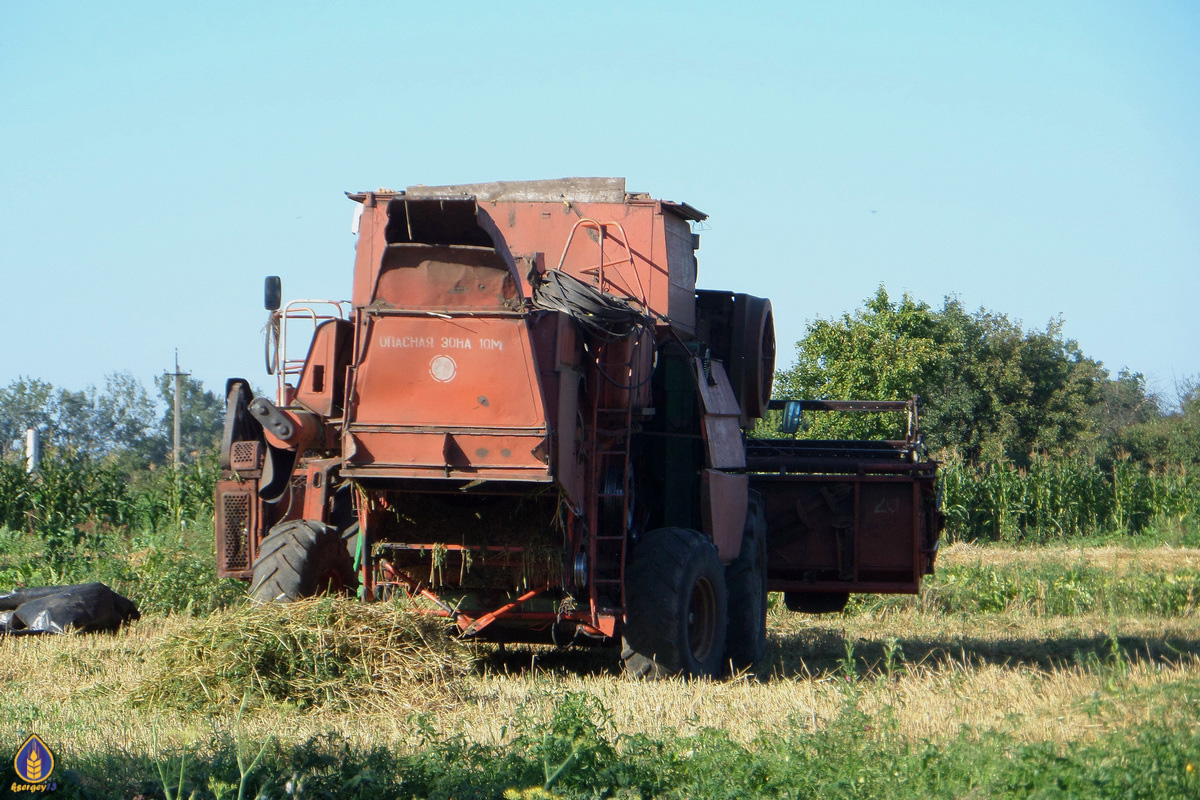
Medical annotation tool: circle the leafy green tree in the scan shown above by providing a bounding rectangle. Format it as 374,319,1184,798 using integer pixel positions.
0,371,213,467
1113,378,1200,469
774,286,1106,466
94,371,158,455
49,386,102,455
152,374,224,465
0,377,55,458
1085,370,1162,467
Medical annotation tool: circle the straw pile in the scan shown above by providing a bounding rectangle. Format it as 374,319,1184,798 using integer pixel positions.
135,597,472,713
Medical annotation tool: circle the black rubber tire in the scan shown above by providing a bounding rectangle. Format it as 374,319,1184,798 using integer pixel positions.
250,520,357,603
784,591,850,614
725,491,768,671
621,527,728,679
729,295,775,420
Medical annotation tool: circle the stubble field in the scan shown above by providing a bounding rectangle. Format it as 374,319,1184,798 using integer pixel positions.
2,539,1198,799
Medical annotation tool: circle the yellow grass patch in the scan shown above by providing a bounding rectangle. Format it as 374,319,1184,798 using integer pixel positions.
939,541,1200,573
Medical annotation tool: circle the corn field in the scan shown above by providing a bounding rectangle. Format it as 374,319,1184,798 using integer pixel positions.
0,450,1195,545
940,454,1198,542
0,451,218,536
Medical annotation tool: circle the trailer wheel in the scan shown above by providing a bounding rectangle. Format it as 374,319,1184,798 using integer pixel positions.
622,527,728,679
250,520,357,603
725,491,768,671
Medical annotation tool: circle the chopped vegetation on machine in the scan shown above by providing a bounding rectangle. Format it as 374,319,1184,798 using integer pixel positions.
215,178,942,678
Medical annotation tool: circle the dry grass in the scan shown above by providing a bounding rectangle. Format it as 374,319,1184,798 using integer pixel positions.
938,541,1200,573
134,598,472,713
454,651,1200,745
1,546,1198,767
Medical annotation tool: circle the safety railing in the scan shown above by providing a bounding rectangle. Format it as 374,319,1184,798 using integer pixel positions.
266,299,351,404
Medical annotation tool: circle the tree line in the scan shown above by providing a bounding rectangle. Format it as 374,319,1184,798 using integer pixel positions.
0,372,224,469
771,286,1198,472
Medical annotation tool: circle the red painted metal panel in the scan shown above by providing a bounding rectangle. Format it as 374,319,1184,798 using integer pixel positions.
348,188,700,337
351,194,386,307
344,430,551,479
342,309,552,479
351,316,546,428
702,470,748,563
693,359,746,469
753,471,931,595
215,479,257,579
293,320,351,418
855,482,916,572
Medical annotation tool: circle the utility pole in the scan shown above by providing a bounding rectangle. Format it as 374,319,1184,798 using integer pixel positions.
165,351,190,470
24,428,41,474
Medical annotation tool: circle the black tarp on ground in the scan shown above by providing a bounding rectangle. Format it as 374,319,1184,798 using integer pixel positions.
0,583,139,634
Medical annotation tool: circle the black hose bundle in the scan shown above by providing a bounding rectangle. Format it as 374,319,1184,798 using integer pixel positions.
531,269,649,338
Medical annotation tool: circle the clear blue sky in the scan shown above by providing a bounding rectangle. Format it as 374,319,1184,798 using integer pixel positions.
2,2,1197,405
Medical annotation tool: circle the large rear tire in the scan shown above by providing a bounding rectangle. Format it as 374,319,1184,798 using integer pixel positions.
621,527,728,679
250,520,357,603
725,490,768,671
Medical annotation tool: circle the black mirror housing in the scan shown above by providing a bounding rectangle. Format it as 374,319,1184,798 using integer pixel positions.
264,276,282,311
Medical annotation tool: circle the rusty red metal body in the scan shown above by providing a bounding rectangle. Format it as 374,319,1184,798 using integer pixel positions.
214,178,942,670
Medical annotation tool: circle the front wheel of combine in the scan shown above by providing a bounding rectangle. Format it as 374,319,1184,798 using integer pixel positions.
250,520,357,603
621,527,728,679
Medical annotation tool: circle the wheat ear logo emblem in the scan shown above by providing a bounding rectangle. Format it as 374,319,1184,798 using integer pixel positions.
14,734,54,784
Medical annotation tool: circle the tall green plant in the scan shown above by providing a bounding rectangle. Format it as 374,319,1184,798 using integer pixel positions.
940,455,1197,542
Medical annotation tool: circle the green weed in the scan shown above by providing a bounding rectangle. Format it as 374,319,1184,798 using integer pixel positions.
848,560,1200,617
941,455,1198,542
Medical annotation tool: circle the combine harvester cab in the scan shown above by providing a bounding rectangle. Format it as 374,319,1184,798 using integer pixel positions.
215,178,942,678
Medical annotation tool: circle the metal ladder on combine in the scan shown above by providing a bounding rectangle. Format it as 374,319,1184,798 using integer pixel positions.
586,385,634,619
558,217,646,623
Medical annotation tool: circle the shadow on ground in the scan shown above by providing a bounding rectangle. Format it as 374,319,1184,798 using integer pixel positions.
472,626,1200,681
766,626,1200,679
474,641,622,678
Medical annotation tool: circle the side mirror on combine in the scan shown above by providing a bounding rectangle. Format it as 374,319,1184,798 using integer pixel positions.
779,400,804,435
264,276,282,311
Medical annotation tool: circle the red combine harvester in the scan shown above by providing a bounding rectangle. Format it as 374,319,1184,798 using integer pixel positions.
216,178,942,677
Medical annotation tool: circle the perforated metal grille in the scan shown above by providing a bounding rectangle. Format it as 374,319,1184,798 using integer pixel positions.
231,441,261,471
220,492,251,571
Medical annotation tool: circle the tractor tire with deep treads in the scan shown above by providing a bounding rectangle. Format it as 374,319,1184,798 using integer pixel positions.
724,490,768,671
250,519,357,603
621,527,728,679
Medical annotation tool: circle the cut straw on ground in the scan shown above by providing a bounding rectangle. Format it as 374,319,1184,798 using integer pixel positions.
133,597,472,713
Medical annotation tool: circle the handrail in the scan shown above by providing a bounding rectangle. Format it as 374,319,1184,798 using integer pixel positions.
554,218,647,308
271,299,351,403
